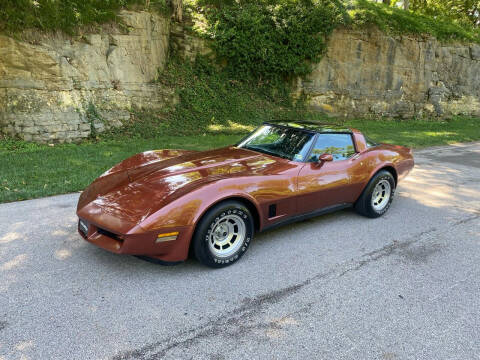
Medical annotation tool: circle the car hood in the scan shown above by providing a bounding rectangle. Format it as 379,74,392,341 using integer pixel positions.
77,147,283,231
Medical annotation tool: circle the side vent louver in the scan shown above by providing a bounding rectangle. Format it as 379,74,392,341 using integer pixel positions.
268,204,277,218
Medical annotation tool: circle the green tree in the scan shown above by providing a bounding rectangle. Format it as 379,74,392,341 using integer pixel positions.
204,0,349,81
410,0,479,26
369,0,479,27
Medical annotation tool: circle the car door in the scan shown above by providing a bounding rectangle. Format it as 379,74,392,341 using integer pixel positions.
296,133,360,214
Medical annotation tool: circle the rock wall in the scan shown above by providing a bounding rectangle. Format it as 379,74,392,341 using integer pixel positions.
2,21,480,143
298,27,480,118
0,11,174,143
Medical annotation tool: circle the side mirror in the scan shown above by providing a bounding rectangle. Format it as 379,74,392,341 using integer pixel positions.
318,153,333,162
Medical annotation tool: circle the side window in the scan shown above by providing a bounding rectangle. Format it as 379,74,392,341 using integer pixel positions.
308,133,356,162
364,135,379,148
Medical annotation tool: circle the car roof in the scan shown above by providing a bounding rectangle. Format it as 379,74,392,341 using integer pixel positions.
264,120,353,134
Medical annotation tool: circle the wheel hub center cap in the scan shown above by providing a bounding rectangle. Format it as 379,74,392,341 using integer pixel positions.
214,225,229,241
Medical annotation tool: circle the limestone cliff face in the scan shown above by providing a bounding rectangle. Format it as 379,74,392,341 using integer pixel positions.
2,20,480,143
298,27,480,118
0,11,173,142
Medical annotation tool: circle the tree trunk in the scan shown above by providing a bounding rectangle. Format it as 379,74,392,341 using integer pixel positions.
404,0,410,10
172,0,183,22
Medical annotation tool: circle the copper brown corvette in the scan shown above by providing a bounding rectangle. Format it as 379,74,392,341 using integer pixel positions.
77,121,414,267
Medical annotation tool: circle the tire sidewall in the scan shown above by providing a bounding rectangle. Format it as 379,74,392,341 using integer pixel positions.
367,172,395,217
194,202,254,267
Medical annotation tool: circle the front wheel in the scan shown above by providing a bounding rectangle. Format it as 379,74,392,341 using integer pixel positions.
355,170,395,218
192,200,254,268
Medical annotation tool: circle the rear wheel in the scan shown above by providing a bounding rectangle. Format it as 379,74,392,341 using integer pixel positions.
355,170,395,218
193,200,254,268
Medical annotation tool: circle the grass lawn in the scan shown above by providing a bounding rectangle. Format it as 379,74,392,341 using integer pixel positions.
1,116,479,204
344,117,480,148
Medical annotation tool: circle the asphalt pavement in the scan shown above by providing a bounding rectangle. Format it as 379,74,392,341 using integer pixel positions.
1,142,479,360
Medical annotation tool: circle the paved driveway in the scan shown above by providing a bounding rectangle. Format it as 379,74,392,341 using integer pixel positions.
1,143,479,360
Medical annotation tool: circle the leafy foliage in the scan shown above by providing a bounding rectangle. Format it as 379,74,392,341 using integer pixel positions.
352,0,480,42
409,0,480,28
105,56,303,138
201,0,349,81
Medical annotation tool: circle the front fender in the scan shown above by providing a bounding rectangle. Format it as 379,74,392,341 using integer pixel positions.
138,179,262,232
134,180,263,262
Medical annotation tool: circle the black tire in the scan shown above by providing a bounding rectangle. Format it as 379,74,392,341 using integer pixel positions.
192,200,254,268
355,170,396,218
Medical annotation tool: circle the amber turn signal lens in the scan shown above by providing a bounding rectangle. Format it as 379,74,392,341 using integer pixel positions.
155,232,179,243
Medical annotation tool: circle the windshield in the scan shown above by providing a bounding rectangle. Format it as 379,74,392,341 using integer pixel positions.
237,125,315,161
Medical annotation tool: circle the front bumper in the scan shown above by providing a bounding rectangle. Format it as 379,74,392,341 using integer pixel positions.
78,218,194,262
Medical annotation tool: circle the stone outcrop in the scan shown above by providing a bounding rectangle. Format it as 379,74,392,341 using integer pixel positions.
0,11,174,142
297,27,480,118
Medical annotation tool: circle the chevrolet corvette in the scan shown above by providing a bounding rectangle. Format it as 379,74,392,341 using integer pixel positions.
77,121,414,267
